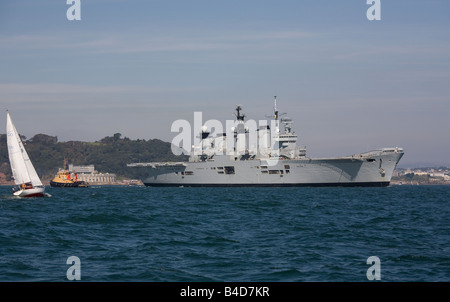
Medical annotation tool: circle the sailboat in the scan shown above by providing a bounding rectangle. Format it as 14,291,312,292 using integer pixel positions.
6,111,45,197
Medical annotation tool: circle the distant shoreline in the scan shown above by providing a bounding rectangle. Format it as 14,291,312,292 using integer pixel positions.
390,181,450,186
0,181,144,187
1,182,449,187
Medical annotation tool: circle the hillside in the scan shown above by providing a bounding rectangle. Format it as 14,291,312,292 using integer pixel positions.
0,133,187,183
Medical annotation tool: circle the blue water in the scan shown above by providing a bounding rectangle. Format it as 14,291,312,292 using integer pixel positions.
0,185,449,282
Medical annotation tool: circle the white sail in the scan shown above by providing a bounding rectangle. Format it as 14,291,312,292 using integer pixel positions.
6,112,43,187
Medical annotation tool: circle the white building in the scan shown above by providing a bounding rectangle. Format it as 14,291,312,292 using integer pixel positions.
68,164,116,184
77,172,116,184
68,164,95,174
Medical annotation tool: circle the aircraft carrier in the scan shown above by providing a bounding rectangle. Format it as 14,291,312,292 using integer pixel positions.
128,98,404,187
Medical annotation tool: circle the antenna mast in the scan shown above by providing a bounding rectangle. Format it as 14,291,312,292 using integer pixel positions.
274,96,278,120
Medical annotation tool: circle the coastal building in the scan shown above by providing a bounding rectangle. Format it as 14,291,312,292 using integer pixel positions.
68,164,95,174
77,172,116,184
430,172,450,181
68,164,117,184
392,167,450,185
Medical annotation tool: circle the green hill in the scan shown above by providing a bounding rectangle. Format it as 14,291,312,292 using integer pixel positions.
0,133,187,182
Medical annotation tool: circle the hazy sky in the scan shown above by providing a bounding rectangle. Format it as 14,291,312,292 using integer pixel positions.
1,0,449,167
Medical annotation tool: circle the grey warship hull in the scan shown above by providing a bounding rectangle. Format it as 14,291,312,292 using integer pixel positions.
128,99,404,187
129,148,403,187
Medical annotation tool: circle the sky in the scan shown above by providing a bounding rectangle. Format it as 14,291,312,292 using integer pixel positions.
1,0,449,167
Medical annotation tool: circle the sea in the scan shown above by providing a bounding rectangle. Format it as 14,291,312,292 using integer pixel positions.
0,184,449,284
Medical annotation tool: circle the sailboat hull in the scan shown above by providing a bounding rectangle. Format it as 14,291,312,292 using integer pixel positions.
13,187,46,198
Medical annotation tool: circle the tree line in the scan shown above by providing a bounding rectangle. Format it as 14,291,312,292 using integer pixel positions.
0,133,187,182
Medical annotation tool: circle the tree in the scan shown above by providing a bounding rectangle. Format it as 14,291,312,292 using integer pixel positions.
113,133,122,141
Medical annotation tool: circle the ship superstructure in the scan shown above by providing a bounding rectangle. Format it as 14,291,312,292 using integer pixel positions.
128,97,404,187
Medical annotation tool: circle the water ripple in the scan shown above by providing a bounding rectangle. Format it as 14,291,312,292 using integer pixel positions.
0,185,449,281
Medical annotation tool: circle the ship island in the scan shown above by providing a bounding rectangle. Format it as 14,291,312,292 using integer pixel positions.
128,98,404,187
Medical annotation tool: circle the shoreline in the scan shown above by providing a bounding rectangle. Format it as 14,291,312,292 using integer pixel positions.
1,182,449,187
0,181,145,187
